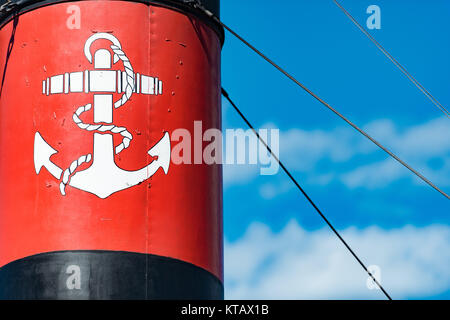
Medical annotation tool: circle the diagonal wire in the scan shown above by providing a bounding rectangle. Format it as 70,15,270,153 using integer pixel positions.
222,88,392,300
0,10,19,99
192,2,449,200
333,0,450,119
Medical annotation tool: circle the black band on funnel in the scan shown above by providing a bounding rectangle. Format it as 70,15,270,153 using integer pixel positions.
0,250,224,300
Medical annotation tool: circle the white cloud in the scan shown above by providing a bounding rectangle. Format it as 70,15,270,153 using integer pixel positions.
225,221,450,299
280,126,369,171
370,117,450,158
258,181,293,200
340,117,450,189
222,117,450,191
223,163,260,187
341,158,408,189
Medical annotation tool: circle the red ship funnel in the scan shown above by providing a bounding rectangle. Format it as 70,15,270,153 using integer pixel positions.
0,0,223,299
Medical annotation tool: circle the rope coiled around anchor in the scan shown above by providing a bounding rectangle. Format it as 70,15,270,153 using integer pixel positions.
59,44,135,195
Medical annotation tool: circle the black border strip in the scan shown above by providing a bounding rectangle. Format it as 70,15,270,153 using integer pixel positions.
0,250,224,299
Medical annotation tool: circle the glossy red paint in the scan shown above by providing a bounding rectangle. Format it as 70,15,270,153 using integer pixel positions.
0,1,223,280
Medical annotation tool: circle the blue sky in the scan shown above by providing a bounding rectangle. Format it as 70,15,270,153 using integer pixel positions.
219,0,450,299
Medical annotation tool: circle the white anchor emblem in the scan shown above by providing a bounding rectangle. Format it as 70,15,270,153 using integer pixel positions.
34,33,171,199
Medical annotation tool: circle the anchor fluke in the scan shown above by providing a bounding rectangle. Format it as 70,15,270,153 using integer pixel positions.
68,132,171,199
148,132,171,175
34,132,63,179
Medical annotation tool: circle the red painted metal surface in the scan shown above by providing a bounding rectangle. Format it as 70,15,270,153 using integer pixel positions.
0,1,223,280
